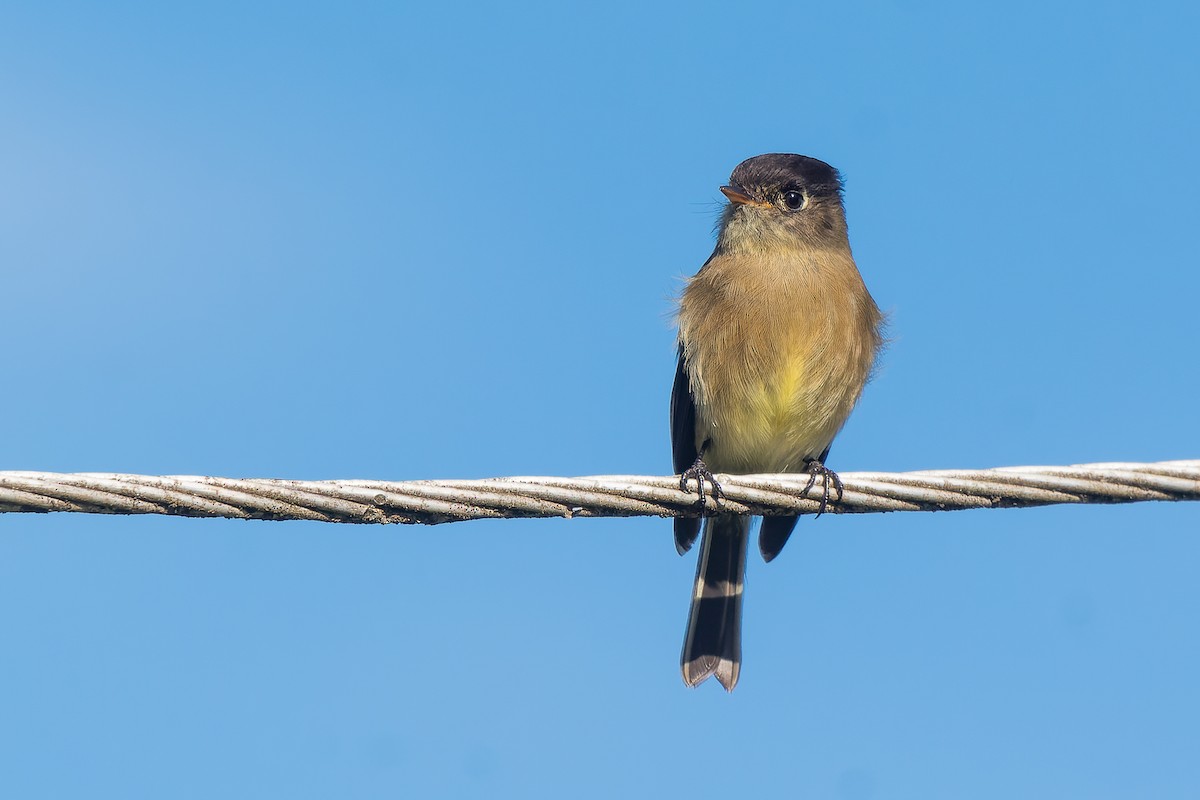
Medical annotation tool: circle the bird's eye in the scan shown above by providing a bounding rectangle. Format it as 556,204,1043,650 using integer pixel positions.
782,190,806,211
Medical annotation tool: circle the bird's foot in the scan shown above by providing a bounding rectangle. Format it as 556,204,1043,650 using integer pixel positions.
679,456,725,510
802,459,844,518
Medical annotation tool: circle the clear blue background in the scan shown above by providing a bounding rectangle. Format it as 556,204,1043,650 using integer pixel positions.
2,1,1198,798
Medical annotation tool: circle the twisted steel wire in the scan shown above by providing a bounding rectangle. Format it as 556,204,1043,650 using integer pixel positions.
0,460,1196,525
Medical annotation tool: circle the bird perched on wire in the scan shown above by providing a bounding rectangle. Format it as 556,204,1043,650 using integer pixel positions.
671,153,884,690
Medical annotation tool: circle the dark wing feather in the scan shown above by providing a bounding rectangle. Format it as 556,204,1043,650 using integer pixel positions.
670,346,697,474
670,347,701,554
758,515,799,563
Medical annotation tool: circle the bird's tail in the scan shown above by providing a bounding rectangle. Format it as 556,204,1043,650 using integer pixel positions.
680,512,749,691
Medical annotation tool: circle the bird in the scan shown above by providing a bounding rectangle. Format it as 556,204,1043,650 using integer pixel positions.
671,153,884,690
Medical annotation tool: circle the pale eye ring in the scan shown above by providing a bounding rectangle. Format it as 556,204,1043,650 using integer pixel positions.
782,190,806,211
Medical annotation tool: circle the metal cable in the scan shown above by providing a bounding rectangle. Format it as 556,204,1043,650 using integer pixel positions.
0,460,1196,525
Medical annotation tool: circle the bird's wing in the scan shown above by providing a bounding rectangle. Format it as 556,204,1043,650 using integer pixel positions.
670,346,698,474
670,346,702,554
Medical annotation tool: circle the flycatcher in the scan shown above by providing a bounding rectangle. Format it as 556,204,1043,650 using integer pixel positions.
672,153,883,690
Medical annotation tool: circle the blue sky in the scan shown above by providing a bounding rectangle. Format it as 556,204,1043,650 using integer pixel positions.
2,1,1198,797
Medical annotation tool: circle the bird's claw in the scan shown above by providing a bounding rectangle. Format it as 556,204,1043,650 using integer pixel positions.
679,456,725,510
802,460,844,518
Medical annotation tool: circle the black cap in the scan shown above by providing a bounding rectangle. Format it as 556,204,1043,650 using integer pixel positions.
728,154,843,199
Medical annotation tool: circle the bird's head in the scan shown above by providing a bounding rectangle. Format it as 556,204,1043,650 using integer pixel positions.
715,153,850,254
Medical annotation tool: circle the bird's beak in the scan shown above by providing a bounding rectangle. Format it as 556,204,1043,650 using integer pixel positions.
720,184,770,208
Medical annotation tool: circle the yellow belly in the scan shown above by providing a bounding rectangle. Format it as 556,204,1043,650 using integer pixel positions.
697,339,860,473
